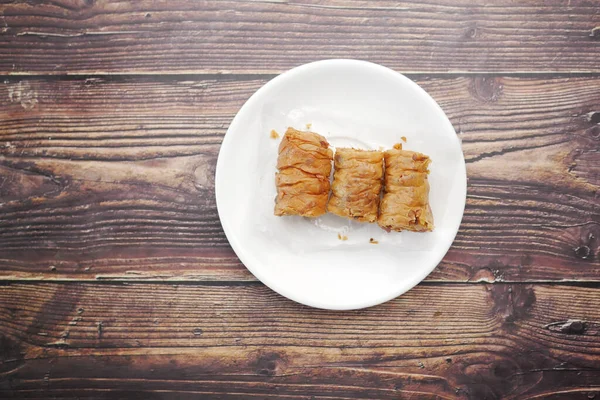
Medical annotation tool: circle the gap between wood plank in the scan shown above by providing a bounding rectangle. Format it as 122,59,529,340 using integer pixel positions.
2,72,600,81
1,279,600,287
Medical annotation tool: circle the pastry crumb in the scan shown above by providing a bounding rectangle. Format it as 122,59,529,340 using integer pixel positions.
401,136,407,142
369,238,379,244
393,143,403,150
338,233,348,241
270,129,280,139
305,123,312,130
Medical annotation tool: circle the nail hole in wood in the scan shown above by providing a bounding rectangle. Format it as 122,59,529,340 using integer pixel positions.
574,245,591,259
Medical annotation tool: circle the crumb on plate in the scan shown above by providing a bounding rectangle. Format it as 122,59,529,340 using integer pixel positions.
369,238,379,244
338,233,348,241
393,143,403,150
305,123,312,130
401,136,407,142
270,129,280,139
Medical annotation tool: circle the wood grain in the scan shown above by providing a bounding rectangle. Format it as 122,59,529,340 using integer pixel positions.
1,282,600,399
2,2,599,399
1,75,599,282
0,0,599,75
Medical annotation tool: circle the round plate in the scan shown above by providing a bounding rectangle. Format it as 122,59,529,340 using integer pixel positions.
216,59,466,310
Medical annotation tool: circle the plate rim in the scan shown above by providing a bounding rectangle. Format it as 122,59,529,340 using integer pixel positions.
215,59,467,310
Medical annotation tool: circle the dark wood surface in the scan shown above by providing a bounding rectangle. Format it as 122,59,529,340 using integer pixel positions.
1,1,600,74
1,75,599,283
1,1,600,399
1,283,600,399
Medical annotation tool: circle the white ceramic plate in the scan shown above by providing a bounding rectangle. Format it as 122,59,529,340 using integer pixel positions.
216,59,466,310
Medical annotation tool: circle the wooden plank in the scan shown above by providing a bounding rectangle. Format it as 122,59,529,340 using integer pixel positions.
0,0,599,75
1,282,600,399
1,75,599,282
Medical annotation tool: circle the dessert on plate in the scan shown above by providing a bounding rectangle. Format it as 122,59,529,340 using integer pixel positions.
274,127,333,217
327,148,383,223
378,146,434,232
274,128,434,233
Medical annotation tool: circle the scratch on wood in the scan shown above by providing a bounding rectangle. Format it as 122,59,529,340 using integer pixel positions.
45,340,69,348
245,0,288,4
0,16,7,32
15,30,145,38
6,81,38,110
551,52,561,63
291,2,411,11
544,319,587,334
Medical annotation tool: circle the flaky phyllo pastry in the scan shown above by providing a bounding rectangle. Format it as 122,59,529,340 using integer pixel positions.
274,127,434,233
327,148,383,223
274,128,333,217
378,148,434,232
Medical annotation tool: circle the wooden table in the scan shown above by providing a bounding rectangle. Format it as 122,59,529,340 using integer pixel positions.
1,1,599,399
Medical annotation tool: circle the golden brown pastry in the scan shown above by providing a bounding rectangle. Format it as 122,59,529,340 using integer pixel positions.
327,148,383,223
274,127,333,217
378,148,434,232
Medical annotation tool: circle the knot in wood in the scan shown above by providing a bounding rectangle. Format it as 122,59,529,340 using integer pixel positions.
464,26,477,39
253,352,284,377
491,285,536,328
194,158,215,191
470,76,503,103
574,245,591,260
